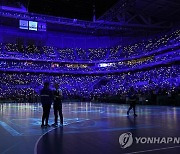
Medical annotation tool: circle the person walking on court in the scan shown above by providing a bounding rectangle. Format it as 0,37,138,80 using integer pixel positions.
40,82,53,128
52,83,63,127
127,87,137,117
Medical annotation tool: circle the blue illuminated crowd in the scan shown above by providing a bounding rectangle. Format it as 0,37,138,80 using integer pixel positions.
0,48,179,73
0,29,179,104
0,29,179,61
0,65,179,104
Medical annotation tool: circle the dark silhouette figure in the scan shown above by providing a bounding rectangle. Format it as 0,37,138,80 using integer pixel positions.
52,83,63,127
127,87,137,117
40,82,53,128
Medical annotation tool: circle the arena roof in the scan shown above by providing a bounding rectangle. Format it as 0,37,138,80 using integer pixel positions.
0,0,179,36
1,0,118,21
98,0,180,26
2,0,180,23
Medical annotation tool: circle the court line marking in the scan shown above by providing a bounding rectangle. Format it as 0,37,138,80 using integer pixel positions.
1,142,21,154
0,121,22,136
34,118,157,154
34,120,89,154
34,127,57,154
124,145,180,154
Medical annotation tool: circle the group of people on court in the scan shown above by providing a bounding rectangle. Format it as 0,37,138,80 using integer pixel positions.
40,82,63,128
40,82,137,128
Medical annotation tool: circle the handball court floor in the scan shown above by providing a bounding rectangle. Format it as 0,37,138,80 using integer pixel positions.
0,102,180,154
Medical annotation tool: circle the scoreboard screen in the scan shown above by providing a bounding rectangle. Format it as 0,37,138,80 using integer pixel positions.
19,20,28,30
29,21,38,31
19,20,46,31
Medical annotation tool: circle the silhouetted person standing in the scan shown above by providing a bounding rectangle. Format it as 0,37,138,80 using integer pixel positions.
40,82,53,128
52,83,63,127
127,87,137,117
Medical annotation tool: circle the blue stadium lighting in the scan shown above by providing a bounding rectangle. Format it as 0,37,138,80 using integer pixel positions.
0,2,179,154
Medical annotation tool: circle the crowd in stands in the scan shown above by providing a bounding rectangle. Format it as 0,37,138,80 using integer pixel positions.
0,49,179,73
0,29,179,62
0,65,179,105
0,29,179,105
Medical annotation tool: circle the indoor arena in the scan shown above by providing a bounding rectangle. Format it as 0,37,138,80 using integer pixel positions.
0,0,180,154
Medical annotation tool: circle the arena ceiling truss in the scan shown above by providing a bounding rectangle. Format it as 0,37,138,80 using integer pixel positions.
98,0,180,29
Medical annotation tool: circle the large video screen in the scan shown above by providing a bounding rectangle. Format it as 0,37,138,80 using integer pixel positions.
19,20,46,32
29,21,38,31
19,20,28,30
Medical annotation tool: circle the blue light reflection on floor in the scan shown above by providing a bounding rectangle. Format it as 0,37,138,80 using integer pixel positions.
0,121,22,136
0,103,180,154
0,102,179,137
6,117,90,136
